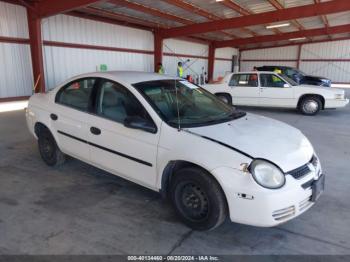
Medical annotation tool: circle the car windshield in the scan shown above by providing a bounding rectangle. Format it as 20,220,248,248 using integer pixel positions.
278,74,299,86
133,79,246,128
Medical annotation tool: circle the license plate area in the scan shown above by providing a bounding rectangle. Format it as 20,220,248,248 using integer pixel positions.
311,174,325,202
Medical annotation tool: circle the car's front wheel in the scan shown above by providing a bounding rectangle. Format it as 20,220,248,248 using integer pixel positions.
216,93,232,105
299,96,322,115
38,128,66,167
170,167,227,231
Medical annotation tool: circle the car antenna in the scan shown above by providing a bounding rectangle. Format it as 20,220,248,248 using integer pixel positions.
174,78,181,131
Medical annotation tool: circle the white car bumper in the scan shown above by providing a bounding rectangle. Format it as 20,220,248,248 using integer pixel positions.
325,98,349,108
212,164,324,227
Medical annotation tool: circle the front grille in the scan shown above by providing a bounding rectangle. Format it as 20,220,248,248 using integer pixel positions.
272,206,295,221
288,164,311,179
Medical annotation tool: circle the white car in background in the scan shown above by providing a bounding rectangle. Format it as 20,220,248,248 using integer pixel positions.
203,71,349,115
26,71,324,230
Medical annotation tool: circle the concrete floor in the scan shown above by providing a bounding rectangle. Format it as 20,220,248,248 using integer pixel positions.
0,91,349,255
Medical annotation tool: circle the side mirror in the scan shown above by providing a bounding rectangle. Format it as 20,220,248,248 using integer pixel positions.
283,83,290,88
124,116,157,134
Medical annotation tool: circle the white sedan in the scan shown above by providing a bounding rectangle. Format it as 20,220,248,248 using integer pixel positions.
26,71,325,230
203,71,349,115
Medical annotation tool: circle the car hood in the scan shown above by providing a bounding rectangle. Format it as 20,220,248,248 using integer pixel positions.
187,113,313,172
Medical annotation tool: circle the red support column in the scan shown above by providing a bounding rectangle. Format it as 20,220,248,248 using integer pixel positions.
296,44,302,69
27,8,45,93
154,30,163,73
208,43,215,82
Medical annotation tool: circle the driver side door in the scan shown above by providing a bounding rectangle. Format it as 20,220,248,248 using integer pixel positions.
87,79,160,189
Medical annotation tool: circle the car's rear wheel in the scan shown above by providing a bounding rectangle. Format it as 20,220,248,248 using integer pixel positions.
38,128,65,167
170,167,227,231
299,96,322,115
216,93,232,105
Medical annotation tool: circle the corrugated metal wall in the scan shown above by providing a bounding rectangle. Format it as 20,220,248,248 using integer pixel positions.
0,1,33,98
42,14,154,89
214,47,238,79
240,41,350,83
300,40,350,83
163,39,208,78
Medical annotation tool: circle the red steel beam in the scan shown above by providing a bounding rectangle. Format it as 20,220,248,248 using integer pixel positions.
215,23,350,48
159,0,350,38
27,8,45,93
266,0,305,31
109,0,193,25
208,43,215,82
239,35,350,51
38,0,104,18
154,31,163,72
162,0,238,38
314,0,330,29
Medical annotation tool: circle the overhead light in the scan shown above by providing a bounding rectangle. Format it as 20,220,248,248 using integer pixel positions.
289,37,307,41
266,23,290,29
215,0,225,2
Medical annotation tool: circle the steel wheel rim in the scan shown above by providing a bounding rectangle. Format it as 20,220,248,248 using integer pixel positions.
175,181,209,222
303,100,319,114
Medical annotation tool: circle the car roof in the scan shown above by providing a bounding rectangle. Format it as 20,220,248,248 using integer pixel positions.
234,71,275,74
69,71,180,85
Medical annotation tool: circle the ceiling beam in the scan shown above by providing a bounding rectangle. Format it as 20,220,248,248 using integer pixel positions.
162,0,238,39
109,0,193,25
215,23,350,48
38,0,104,18
266,0,305,31
314,0,330,28
159,0,350,38
239,35,350,51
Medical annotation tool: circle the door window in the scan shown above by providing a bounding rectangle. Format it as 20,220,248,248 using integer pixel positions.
229,74,258,87
96,80,152,124
260,74,286,88
56,78,96,111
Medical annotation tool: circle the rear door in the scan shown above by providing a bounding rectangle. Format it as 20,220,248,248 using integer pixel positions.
228,73,260,106
259,73,295,107
51,78,98,162
87,79,160,189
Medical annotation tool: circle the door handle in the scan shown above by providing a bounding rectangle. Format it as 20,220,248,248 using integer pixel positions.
50,113,58,121
90,127,101,135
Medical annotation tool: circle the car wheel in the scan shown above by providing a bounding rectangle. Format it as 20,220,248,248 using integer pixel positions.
170,167,227,231
216,94,232,105
38,129,65,167
299,96,322,115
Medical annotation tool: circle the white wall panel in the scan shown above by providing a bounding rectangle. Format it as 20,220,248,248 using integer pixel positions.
42,15,153,50
213,60,232,80
240,61,297,72
0,1,28,38
44,46,153,89
0,43,33,98
215,47,238,59
301,40,350,59
163,39,208,78
300,62,350,83
241,46,298,60
163,39,208,56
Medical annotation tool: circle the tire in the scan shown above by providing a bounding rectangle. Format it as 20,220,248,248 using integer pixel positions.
216,93,232,105
299,96,322,115
38,128,66,167
170,167,227,231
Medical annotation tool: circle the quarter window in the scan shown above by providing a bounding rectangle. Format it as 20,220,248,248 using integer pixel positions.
56,78,96,111
97,80,152,124
260,74,286,88
229,74,258,87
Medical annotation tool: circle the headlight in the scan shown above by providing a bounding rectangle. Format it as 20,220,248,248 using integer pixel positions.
249,160,285,189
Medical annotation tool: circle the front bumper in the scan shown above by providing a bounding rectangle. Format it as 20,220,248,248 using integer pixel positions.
325,98,349,109
212,165,324,227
